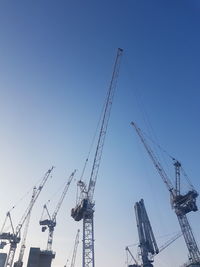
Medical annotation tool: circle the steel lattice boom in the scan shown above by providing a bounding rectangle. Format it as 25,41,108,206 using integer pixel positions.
135,199,159,267
40,169,76,252
131,122,200,265
71,48,123,267
0,167,54,267
13,188,37,267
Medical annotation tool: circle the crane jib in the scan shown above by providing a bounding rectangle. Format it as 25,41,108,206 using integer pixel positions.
87,48,123,203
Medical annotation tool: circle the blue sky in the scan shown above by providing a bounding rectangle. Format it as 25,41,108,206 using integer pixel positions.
0,1,200,267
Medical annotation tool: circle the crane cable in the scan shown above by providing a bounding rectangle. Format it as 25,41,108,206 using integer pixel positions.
75,99,107,205
137,127,195,189
7,170,53,214
1,171,52,233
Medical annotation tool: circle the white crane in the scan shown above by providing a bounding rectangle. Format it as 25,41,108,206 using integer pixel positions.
0,167,54,267
71,48,123,267
13,187,37,267
131,122,200,265
64,229,80,267
40,170,76,254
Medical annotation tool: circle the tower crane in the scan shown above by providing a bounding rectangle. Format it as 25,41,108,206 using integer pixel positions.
126,199,181,267
0,167,54,267
39,170,76,254
13,187,37,267
135,199,159,267
131,122,200,266
64,229,80,267
71,48,123,267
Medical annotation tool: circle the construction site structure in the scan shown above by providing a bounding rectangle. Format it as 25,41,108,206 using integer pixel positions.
0,167,54,267
126,200,182,267
13,188,37,267
64,229,80,267
0,254,7,267
39,170,76,265
135,199,159,267
71,48,123,267
131,122,200,266
27,248,54,267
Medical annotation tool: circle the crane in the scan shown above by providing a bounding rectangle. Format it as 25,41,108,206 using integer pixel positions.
13,187,37,267
135,199,159,267
0,167,54,267
126,199,181,267
39,170,76,253
71,48,123,267
64,229,80,267
131,122,200,265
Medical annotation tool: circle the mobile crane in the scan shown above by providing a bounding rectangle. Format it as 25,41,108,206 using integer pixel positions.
0,167,54,267
131,122,200,266
71,48,123,267
39,170,76,259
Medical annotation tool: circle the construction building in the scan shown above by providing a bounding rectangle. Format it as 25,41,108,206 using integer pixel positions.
0,253,7,267
26,247,55,267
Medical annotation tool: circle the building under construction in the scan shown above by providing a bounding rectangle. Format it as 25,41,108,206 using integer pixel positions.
0,50,199,267
26,248,55,267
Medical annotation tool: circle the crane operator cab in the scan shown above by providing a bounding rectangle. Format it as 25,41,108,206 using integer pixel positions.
173,190,198,216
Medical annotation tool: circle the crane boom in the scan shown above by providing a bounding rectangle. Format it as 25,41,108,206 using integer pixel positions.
0,167,54,267
87,48,123,203
135,199,158,267
131,122,200,265
70,229,80,267
52,170,76,221
40,170,76,252
13,188,37,267
131,122,174,194
71,48,123,267
159,232,182,253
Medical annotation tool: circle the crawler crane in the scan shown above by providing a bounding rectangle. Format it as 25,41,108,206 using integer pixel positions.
39,170,76,260
131,122,200,266
0,167,54,267
71,48,123,267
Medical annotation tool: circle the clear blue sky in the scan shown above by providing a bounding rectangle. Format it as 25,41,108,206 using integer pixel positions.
0,1,200,267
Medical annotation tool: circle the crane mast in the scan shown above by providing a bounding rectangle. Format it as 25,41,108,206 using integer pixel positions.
131,122,200,265
0,167,54,267
40,170,76,252
135,199,159,267
71,48,123,267
13,187,37,267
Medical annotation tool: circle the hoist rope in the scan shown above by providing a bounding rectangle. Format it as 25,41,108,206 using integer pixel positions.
7,171,52,213
180,166,194,190
78,96,107,188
